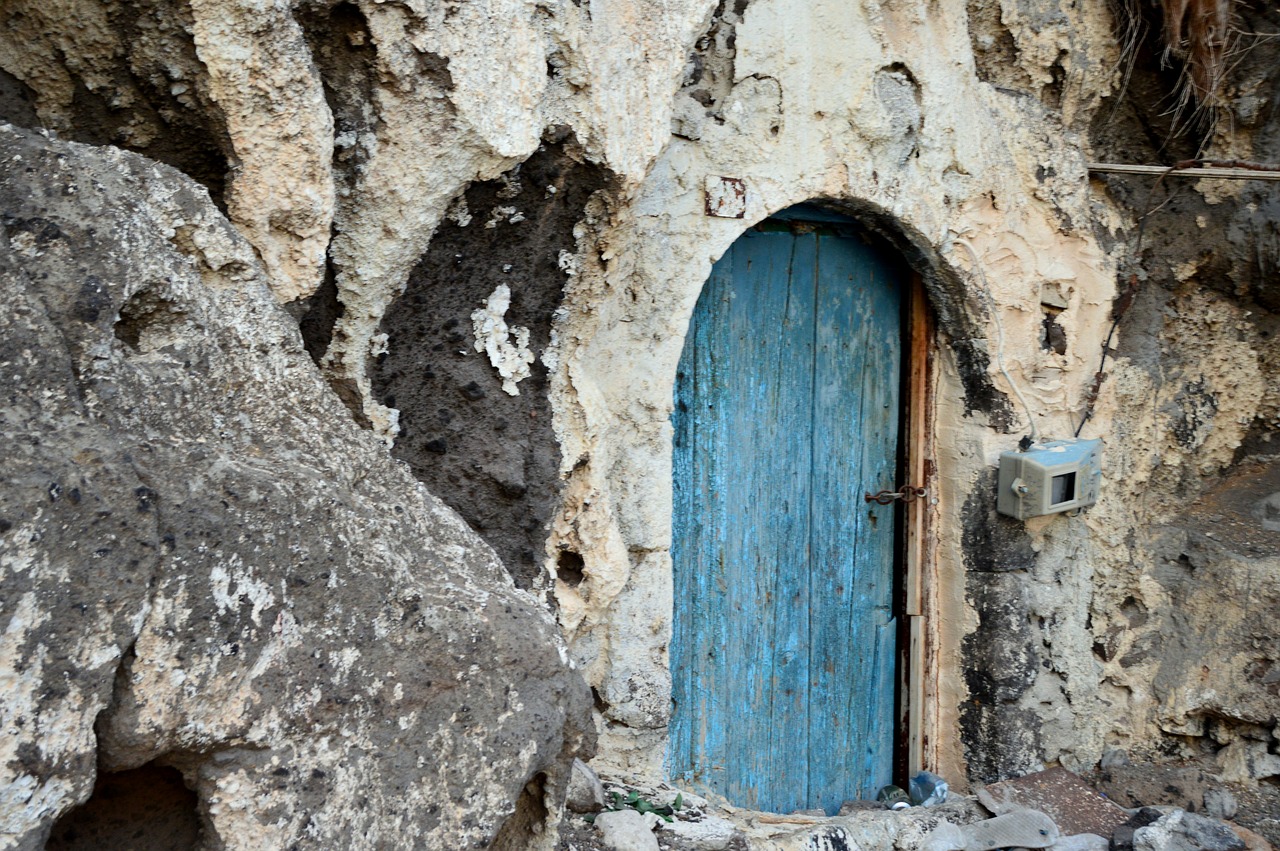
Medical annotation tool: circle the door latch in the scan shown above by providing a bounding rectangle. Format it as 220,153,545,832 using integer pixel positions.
864,486,927,505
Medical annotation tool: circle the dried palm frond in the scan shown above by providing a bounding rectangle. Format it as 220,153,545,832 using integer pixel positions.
1158,0,1237,106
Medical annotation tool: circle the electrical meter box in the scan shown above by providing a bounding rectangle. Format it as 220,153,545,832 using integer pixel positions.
997,438,1102,520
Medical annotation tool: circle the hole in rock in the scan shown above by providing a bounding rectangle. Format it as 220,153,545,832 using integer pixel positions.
297,253,344,364
489,771,549,850
556,550,586,587
58,14,233,213
114,291,188,354
0,67,39,128
592,686,610,715
1041,309,1067,355
46,763,201,851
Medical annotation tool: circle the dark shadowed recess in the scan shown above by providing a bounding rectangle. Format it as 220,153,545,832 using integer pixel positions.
0,2,231,211
290,1,379,420
295,0,379,186
0,68,39,128
45,763,201,851
292,0,378,366
490,772,549,849
372,140,614,588
295,252,343,364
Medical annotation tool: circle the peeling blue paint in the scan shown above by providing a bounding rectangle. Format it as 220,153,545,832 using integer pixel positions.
670,213,902,814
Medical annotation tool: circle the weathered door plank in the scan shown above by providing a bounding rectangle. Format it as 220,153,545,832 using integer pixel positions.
807,233,901,809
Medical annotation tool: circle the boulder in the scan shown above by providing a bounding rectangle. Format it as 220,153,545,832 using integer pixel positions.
0,124,590,849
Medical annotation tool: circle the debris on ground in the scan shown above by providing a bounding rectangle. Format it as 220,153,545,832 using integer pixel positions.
959,808,1059,850
878,785,913,810
557,762,1278,851
977,766,1130,837
910,772,950,808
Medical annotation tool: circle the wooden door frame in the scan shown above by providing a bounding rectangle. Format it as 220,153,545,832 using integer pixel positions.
896,272,936,782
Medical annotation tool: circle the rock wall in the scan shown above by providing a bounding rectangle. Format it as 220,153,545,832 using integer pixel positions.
1,0,1277,830
1073,0,1280,781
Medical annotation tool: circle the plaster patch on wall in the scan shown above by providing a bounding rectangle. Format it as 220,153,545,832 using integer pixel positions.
472,284,535,396
704,175,748,217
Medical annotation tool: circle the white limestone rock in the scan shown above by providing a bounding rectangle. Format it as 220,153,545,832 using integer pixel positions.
595,808,660,851
660,813,741,850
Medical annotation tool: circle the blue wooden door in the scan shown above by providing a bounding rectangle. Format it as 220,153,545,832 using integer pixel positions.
670,210,902,814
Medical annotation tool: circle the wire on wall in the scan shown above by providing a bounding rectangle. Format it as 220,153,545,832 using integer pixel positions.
1072,158,1239,436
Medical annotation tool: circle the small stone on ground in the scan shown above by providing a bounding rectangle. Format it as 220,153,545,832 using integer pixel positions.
568,759,607,814
595,809,660,851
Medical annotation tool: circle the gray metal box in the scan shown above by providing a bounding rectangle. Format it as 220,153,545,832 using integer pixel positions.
996,438,1102,520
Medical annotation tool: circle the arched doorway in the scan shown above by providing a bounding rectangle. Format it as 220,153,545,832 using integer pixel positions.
669,203,913,814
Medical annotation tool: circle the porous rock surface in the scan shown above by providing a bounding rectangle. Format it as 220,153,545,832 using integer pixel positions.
0,124,590,849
